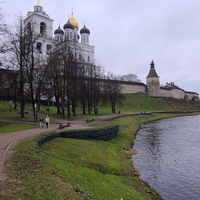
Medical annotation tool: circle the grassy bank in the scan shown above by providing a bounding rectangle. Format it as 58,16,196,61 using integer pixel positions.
1,93,200,132
0,121,36,133
1,112,196,200
1,94,200,199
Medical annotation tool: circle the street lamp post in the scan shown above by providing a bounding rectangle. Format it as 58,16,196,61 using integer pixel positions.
48,102,49,115
34,103,36,126
69,105,72,119
9,100,12,113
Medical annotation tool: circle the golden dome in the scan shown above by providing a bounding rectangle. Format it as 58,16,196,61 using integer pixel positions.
69,12,79,29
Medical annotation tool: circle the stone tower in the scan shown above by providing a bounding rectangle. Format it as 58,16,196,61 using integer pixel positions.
146,61,160,97
24,0,53,56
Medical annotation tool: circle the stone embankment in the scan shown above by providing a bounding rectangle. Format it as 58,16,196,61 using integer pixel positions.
37,126,119,148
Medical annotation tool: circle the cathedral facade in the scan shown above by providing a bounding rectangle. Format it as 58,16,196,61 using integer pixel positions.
24,0,94,64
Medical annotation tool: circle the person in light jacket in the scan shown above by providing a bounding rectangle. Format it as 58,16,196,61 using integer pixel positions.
45,115,50,128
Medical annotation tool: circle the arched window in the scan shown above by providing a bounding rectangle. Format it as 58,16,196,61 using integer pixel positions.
40,22,46,36
87,56,90,62
46,44,52,55
36,42,42,54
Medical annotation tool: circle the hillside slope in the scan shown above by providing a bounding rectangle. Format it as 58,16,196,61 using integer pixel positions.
114,93,200,113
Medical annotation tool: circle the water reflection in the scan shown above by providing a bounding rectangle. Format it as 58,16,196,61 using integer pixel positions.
132,115,200,200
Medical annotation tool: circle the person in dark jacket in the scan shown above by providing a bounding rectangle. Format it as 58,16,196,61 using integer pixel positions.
39,117,44,128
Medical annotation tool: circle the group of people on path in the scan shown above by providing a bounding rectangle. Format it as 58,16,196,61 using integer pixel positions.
39,115,50,128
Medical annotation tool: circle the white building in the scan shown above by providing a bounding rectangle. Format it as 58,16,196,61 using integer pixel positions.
24,0,95,63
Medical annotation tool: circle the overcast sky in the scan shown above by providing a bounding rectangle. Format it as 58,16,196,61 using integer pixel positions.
1,0,200,94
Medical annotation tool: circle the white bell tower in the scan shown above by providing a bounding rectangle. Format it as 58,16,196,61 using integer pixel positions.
24,0,54,56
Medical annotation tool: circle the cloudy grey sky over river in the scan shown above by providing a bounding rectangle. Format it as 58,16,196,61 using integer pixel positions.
2,0,200,94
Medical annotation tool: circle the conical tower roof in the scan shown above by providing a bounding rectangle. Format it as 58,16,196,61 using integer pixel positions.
147,60,159,77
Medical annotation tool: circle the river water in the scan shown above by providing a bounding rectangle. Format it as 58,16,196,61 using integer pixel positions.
132,115,200,200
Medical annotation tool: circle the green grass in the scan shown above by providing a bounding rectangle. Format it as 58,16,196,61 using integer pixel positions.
1,92,200,132
25,102,58,116
1,95,200,199
0,121,36,133
1,93,200,119
0,100,19,115
116,93,170,112
0,100,35,122
1,113,187,199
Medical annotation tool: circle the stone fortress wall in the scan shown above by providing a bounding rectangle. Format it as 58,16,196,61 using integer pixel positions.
160,87,198,100
120,61,199,101
160,87,185,99
121,83,146,94
120,82,198,101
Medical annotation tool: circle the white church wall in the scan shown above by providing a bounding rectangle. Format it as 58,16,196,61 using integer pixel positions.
36,37,52,56
30,15,53,38
65,29,75,38
78,43,95,63
41,18,53,38
81,33,89,44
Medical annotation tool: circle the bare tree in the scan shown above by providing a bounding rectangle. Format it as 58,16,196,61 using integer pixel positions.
5,15,27,117
6,14,46,120
103,72,124,113
46,44,62,115
77,58,88,114
89,62,104,114
0,6,11,56
121,73,141,82
47,37,79,118
2,69,20,109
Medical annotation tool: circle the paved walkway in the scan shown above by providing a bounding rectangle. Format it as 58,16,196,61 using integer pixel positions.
0,114,120,181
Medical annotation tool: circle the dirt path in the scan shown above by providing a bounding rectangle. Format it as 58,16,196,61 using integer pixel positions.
0,114,121,181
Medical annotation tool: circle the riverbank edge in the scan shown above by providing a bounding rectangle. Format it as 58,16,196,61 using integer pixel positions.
127,111,200,155
123,111,200,199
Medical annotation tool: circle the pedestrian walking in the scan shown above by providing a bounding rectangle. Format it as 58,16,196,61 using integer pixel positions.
45,115,50,128
39,117,44,128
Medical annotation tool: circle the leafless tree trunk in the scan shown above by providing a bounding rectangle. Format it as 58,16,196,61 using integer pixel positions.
103,72,124,113
47,37,79,118
6,14,46,120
